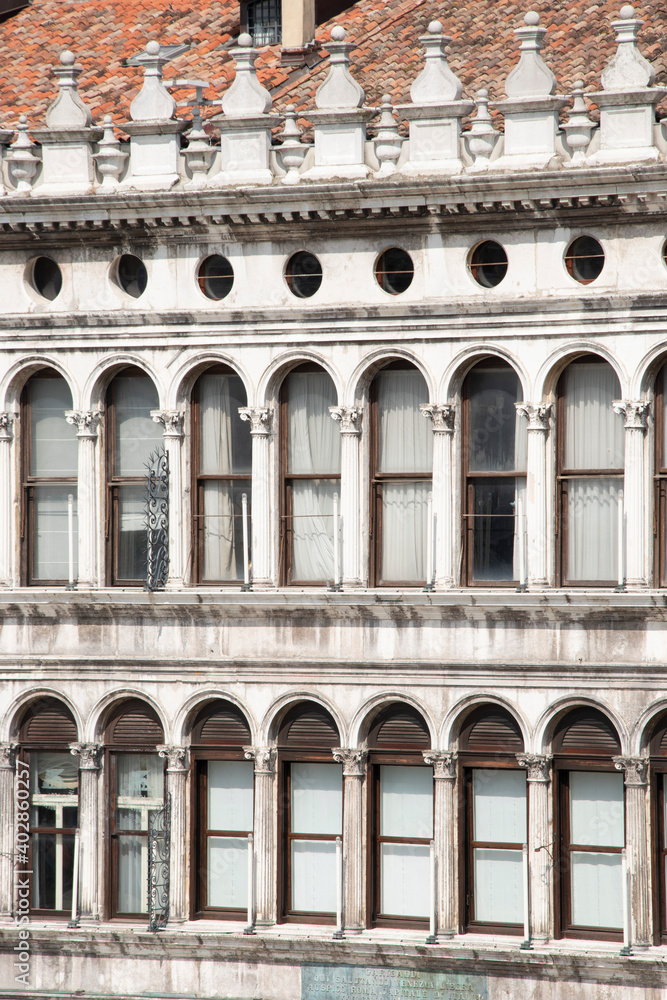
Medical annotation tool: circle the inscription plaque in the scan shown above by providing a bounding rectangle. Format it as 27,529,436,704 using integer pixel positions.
302,964,489,1000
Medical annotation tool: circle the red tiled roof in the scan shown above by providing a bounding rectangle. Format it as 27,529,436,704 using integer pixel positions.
0,0,665,128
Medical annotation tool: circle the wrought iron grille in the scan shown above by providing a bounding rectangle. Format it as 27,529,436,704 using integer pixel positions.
147,793,171,932
144,447,169,592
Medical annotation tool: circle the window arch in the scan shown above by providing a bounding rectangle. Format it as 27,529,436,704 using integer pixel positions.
191,366,251,584
556,356,624,585
21,369,78,585
370,362,432,585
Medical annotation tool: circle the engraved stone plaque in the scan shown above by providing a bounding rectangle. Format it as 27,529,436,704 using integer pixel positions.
302,964,489,1000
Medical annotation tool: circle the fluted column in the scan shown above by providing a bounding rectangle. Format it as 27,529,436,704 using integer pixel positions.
69,743,103,921
421,406,456,588
612,401,650,588
244,746,277,926
517,753,552,943
65,411,102,587
329,407,363,587
157,745,189,923
239,408,274,586
0,743,17,920
151,411,185,587
515,403,552,587
423,750,457,938
332,748,368,932
613,755,651,948
0,414,16,587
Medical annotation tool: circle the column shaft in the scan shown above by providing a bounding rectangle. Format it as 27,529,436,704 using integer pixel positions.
329,408,363,586
614,756,651,947
151,412,185,587
517,754,552,943
77,432,98,587
70,743,103,921
0,745,17,920
612,401,649,587
239,409,273,586
420,406,455,588
333,748,368,932
423,750,457,938
160,747,189,923
517,404,551,587
0,416,15,587
244,747,277,926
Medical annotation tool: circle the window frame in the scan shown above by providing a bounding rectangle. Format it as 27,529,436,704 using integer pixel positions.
654,364,667,587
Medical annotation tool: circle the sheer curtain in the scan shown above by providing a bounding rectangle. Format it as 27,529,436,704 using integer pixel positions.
201,375,235,580
290,762,342,912
380,765,432,917
207,760,254,908
569,771,624,929
116,754,163,913
472,769,526,924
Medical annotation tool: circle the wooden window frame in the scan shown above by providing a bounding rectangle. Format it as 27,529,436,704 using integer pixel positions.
652,764,667,944
654,365,667,587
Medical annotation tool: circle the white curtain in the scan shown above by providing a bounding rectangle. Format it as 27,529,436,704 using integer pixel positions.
380,766,433,839
207,836,248,909
29,376,77,477
114,376,162,476
376,370,431,475
291,481,336,581
32,752,79,794
567,479,621,581
380,482,429,582
33,486,78,581
512,477,527,581
291,840,338,913
563,362,624,470
291,763,342,835
474,848,524,924
116,754,163,914
207,760,254,832
571,852,623,929
569,771,624,847
118,836,144,913
380,843,430,917
472,768,526,843
201,375,235,579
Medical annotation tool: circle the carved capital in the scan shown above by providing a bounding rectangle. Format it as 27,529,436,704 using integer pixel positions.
69,742,103,770
613,754,649,787
0,412,16,442
612,399,650,430
151,410,185,439
329,406,363,435
64,409,103,439
0,742,18,770
157,745,189,772
238,407,273,437
332,747,368,777
515,402,552,431
516,752,552,782
423,749,458,779
243,745,277,774
420,403,455,433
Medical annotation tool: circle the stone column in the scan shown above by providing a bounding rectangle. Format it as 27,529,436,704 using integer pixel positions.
332,748,368,932
244,746,277,926
0,414,16,587
613,755,651,948
0,743,17,920
421,405,456,588
157,745,189,923
423,750,458,938
517,753,553,943
65,411,102,588
612,401,650,588
329,407,363,587
239,408,274,586
151,411,185,587
69,743,103,922
516,403,552,587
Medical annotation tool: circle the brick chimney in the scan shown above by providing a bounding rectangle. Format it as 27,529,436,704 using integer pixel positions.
281,0,316,64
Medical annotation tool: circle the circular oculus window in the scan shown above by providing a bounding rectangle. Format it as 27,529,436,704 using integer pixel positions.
285,251,322,298
565,235,604,284
198,255,234,300
26,256,63,301
375,247,414,294
468,241,508,288
112,254,148,298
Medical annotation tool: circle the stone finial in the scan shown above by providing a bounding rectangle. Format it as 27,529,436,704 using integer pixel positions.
373,95,403,174
601,5,655,90
410,20,463,104
93,115,128,187
504,11,557,98
7,116,40,193
129,41,177,122
278,105,310,184
314,25,365,110
45,49,92,130
562,82,596,165
467,89,499,169
221,33,272,117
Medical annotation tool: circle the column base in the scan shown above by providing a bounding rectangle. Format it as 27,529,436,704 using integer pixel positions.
77,914,100,926
254,919,276,930
436,929,456,941
342,925,364,935
342,578,364,589
626,579,649,589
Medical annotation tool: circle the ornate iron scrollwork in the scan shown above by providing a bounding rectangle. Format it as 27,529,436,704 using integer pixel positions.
147,793,171,932
145,446,169,592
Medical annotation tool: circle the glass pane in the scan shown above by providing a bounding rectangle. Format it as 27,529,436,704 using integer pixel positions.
199,373,251,475
31,753,79,795
380,765,433,839
380,843,430,917
467,366,525,473
207,836,248,908
376,370,432,475
207,761,254,832
571,851,623,928
567,478,621,582
32,805,55,826
473,769,526,844
291,763,342,835
291,839,337,912
563,362,624,470
117,834,147,913
116,754,163,830
473,847,523,924
32,832,74,911
471,479,525,582
287,372,340,475
32,486,78,580
113,375,161,476
291,478,336,582
117,485,145,580
570,771,624,848
29,376,77,477
202,481,251,582
380,481,429,582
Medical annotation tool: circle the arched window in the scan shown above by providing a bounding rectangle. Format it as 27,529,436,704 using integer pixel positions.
370,363,432,585
654,363,667,585
191,700,253,919
105,700,165,918
368,703,433,927
191,367,251,584
556,357,624,585
21,370,78,584
278,702,342,921
280,366,340,585
19,698,79,914
462,360,527,585
459,705,526,932
647,714,667,943
553,708,624,939
105,369,162,585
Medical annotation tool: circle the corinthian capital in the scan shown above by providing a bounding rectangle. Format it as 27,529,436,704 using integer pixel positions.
329,406,363,435
332,747,368,776
64,410,103,439
239,407,273,436
613,754,649,786
244,745,277,773
515,402,552,431
516,753,552,782
69,742,103,770
151,410,184,438
423,749,458,779
612,399,650,430
0,412,16,441
0,742,18,770
420,403,455,433
157,744,189,772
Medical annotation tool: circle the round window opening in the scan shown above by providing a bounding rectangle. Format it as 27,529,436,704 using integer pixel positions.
469,241,508,288
198,255,234,300
375,247,414,294
27,256,63,301
113,254,148,298
285,251,322,298
565,235,604,284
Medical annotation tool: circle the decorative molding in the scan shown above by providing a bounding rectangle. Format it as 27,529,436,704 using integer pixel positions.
243,745,277,774
332,747,368,777
69,742,103,771
423,749,458,779
0,412,16,442
613,754,649,787
238,407,273,437
65,410,103,439
151,410,185,439
157,745,189,772
515,401,552,431
420,403,455,433
612,399,650,430
0,742,18,770
516,752,553,782
329,405,363,435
